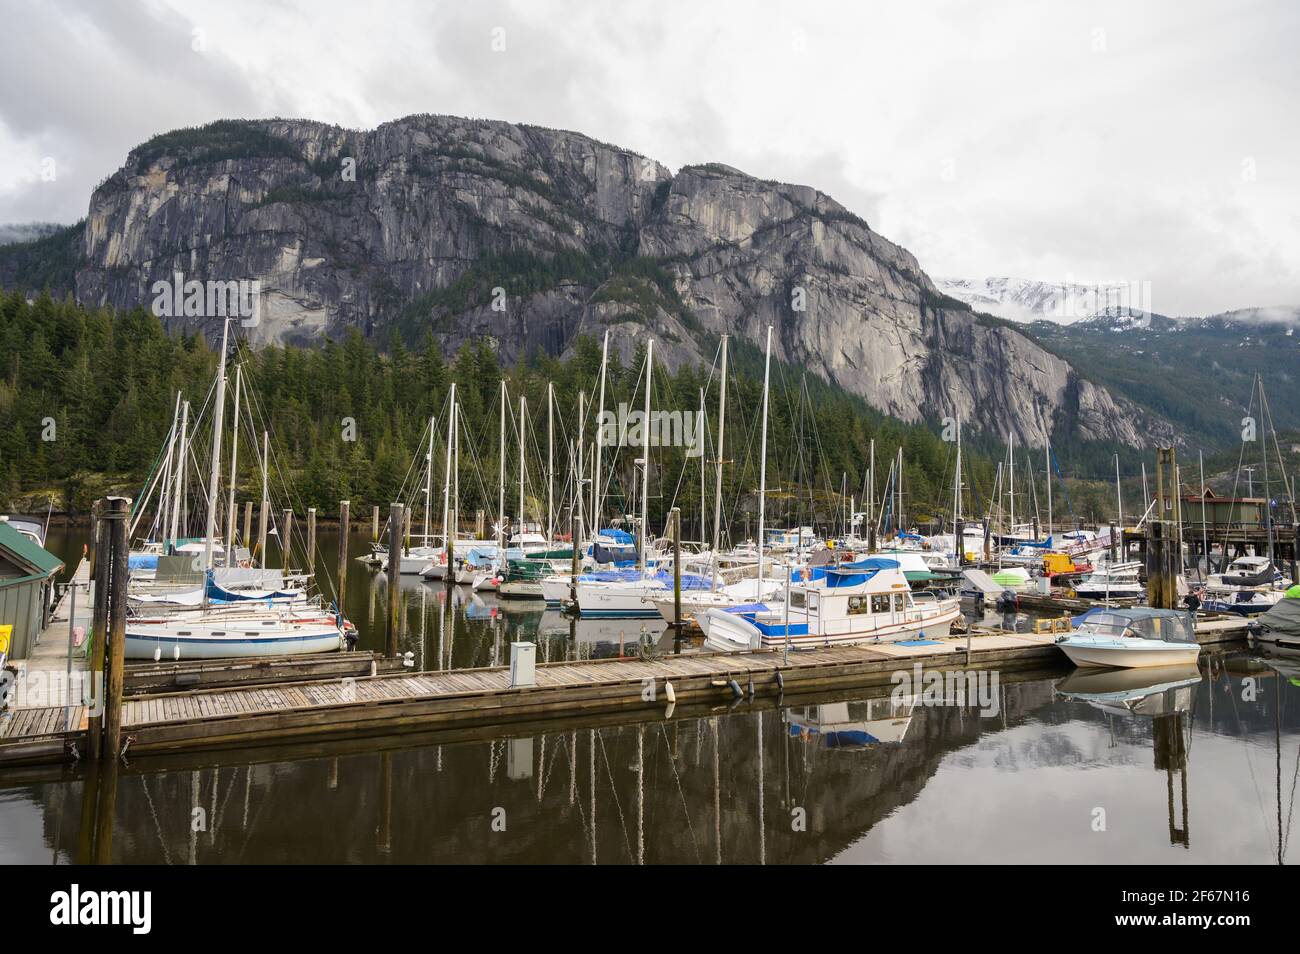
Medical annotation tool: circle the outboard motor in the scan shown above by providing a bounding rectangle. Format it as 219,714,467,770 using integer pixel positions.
995,589,1018,612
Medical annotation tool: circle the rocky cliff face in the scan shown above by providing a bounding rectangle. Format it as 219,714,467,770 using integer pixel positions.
74,116,1177,448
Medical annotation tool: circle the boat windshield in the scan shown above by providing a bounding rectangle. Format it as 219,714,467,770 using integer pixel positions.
1080,612,1197,644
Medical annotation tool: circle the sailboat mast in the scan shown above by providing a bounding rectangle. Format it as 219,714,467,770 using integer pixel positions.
423,414,435,546
700,387,706,545
577,391,586,541
498,380,506,556
593,330,609,529
519,394,527,539
156,392,180,543
170,400,190,551
224,363,243,565
1115,453,1124,527
953,415,962,526
897,445,904,533
711,335,728,589
547,381,554,544
1199,449,1208,576
757,326,773,585
202,319,231,576
1259,374,1275,564
258,430,269,569
868,438,874,536
1008,433,1015,533
1045,440,1052,540
640,339,654,573
443,384,456,549
167,395,188,553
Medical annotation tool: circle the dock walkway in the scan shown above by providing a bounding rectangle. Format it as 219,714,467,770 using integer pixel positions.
0,630,1063,764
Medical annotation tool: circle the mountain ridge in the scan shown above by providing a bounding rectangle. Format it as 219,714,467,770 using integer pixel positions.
3,115,1180,451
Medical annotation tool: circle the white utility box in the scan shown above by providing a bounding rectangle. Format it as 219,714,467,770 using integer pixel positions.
510,641,536,688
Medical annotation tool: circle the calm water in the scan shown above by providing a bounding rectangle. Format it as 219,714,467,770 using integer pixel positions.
2,527,1296,864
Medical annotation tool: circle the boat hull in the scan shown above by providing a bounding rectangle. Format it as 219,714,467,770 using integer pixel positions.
701,601,961,652
1058,640,1200,669
125,620,343,659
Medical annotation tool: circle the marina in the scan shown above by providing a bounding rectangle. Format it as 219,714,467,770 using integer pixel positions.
1,2,1298,890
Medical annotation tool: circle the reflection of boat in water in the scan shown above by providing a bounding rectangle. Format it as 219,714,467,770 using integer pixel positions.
783,696,916,748
1055,664,1200,718
1057,608,1200,669
534,610,671,657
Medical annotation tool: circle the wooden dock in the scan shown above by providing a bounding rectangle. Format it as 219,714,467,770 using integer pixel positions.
0,630,1065,765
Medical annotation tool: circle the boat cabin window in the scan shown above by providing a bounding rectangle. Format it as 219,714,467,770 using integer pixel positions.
871,594,891,614
790,590,806,609
847,596,869,615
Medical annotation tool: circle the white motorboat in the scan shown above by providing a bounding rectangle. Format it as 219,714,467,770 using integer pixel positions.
1207,555,1281,594
1072,560,1144,599
700,558,960,652
1056,608,1200,669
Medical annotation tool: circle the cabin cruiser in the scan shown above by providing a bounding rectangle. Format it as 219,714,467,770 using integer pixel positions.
1207,555,1281,594
699,558,960,652
1201,588,1284,615
1072,560,1144,599
1056,608,1200,669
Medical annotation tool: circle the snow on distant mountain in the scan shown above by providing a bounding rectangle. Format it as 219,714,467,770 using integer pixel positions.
936,276,1152,325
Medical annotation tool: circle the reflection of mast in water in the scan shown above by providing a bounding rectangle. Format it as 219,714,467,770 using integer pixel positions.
589,727,597,865
756,710,766,866
637,725,645,865
712,716,721,866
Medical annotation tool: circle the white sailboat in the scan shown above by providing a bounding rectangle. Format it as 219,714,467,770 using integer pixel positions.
125,320,346,660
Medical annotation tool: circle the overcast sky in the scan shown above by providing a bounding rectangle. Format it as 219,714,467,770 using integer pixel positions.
1,0,1296,316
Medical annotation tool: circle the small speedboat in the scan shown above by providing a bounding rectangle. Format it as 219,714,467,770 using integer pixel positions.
1056,608,1199,669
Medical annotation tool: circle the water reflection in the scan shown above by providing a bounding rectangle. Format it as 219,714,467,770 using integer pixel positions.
4,528,1297,864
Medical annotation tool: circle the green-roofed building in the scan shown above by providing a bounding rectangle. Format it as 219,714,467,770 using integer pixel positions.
0,517,65,661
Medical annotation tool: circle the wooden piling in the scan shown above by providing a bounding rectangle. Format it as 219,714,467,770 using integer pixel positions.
338,500,350,611
371,505,380,544
671,507,682,630
387,503,403,657
307,508,317,576
954,519,965,567
91,755,119,863
86,502,110,760
242,500,253,551
281,509,294,566
103,496,130,761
